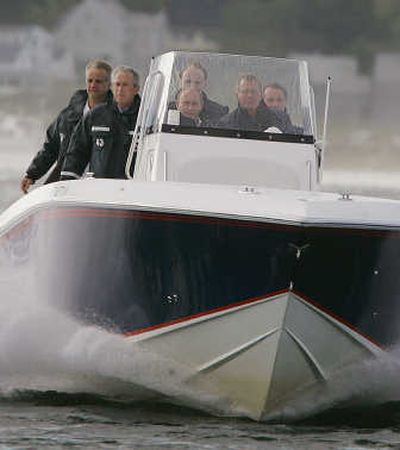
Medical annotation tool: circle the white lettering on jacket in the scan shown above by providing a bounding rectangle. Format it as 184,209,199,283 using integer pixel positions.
91,126,110,132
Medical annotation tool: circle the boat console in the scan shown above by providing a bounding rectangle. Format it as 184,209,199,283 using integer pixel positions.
128,51,320,190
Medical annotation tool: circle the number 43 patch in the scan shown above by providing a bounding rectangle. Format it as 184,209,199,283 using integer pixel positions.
95,137,104,148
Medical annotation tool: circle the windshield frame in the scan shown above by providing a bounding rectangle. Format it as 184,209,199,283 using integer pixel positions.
143,51,316,143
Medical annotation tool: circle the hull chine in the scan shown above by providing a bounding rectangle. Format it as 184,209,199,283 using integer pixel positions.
125,290,385,421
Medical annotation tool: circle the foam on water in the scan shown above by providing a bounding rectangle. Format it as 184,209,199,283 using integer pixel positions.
2,252,400,423
266,350,400,423
0,261,231,417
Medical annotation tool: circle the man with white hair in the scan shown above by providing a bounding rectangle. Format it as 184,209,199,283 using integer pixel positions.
60,66,140,180
20,59,113,193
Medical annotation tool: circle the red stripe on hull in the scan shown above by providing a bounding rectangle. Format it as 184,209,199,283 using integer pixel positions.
123,289,289,337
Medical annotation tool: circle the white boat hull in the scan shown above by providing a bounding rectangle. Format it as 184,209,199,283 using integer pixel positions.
128,290,381,420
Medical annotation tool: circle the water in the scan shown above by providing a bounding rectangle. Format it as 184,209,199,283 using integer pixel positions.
3,397,400,450
3,134,400,448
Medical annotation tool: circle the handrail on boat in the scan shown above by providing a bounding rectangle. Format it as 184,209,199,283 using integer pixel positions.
125,69,165,179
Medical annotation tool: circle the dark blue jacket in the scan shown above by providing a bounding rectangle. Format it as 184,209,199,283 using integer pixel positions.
61,95,141,180
217,103,288,132
169,92,228,125
25,89,113,183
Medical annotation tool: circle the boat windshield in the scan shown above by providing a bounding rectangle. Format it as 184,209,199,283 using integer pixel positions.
149,51,315,139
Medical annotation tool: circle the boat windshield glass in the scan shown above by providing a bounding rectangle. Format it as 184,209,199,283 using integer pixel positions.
157,52,314,137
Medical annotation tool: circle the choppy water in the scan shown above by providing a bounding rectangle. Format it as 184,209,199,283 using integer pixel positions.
3,393,400,449
3,135,400,448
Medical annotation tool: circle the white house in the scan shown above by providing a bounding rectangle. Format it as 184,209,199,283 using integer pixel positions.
0,25,74,87
54,0,218,80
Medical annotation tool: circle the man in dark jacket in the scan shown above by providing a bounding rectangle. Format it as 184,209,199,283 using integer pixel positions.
60,66,140,180
169,62,228,125
175,88,204,127
218,74,287,132
20,59,113,193
263,82,304,134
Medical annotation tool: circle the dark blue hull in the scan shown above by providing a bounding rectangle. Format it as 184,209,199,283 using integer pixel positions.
2,205,400,349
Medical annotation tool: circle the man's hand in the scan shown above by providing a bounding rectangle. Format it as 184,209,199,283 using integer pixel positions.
20,175,34,194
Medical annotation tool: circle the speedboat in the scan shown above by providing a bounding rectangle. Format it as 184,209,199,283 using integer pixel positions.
1,51,399,421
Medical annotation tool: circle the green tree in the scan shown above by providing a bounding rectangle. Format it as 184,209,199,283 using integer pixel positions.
220,0,381,73
120,0,166,12
220,0,291,56
1,0,30,24
29,0,81,28
0,0,81,27
373,0,400,49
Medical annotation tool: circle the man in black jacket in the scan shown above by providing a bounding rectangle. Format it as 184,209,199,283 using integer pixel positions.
169,62,228,125
175,88,204,127
218,74,287,132
20,59,113,193
262,82,304,134
60,66,141,180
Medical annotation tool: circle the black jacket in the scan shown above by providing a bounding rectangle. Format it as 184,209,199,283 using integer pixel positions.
200,93,228,124
217,103,288,132
169,92,228,125
60,95,141,180
25,89,113,183
259,103,304,135
179,115,201,127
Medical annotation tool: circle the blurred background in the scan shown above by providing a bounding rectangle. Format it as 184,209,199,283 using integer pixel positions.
1,0,400,209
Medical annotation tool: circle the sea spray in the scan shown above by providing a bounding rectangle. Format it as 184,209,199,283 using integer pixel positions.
265,348,400,423
0,263,230,415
